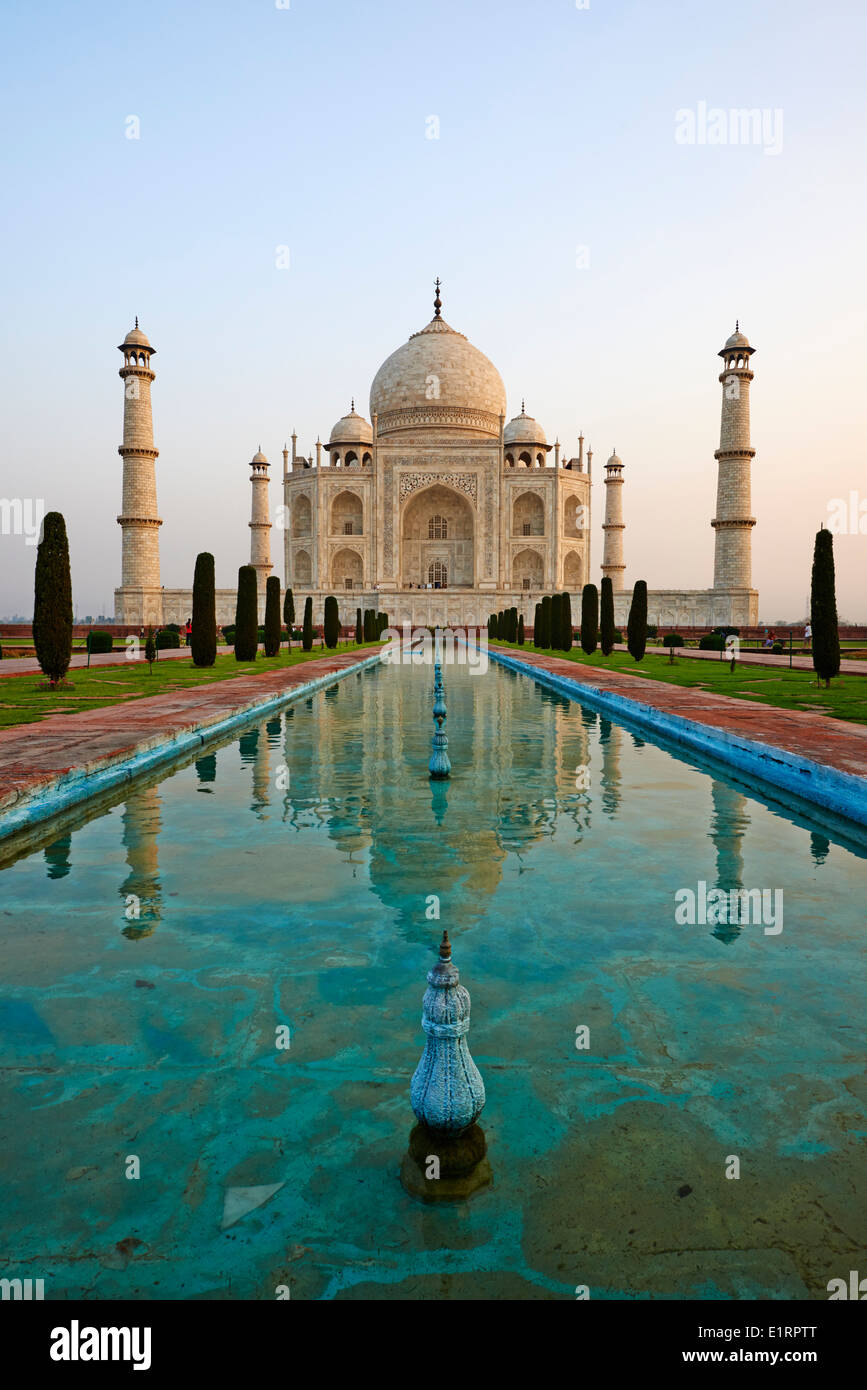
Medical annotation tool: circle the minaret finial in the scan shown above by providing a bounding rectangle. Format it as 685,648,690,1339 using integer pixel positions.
521,398,525,413
736,319,739,331
135,316,139,329
434,277,442,318
440,929,451,958
351,397,355,411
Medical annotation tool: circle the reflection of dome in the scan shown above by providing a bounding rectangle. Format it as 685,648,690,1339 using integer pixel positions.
328,404,373,446
504,407,547,446
369,292,506,437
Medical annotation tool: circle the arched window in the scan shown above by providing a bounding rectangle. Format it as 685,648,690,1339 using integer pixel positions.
429,560,448,588
428,514,447,539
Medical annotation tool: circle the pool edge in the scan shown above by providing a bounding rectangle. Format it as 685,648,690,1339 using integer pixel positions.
487,648,867,828
0,652,384,842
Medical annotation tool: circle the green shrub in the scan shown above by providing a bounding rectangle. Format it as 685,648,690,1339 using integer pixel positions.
772,641,784,654
699,634,725,651
355,607,363,644
165,622,181,633
264,575,281,657
517,614,525,645
627,580,648,662
33,511,73,685
145,629,156,670
155,629,181,649
533,603,542,647
663,633,684,648
580,584,598,655
324,595,339,649
811,528,840,687
599,577,615,656
646,624,658,639
234,565,259,661
88,630,113,654
551,594,563,651
283,587,295,629
191,552,217,667
302,596,314,651
222,625,236,643
540,595,552,649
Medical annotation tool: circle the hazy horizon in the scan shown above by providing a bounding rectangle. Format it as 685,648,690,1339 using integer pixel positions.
1,0,865,620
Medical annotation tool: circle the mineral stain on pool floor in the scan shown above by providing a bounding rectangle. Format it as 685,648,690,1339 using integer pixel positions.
0,660,864,1300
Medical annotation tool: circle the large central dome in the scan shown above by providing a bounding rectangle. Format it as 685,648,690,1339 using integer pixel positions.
369,294,506,438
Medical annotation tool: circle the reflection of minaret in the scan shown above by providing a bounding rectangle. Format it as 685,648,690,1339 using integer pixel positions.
599,717,622,816
120,786,163,938
709,780,749,945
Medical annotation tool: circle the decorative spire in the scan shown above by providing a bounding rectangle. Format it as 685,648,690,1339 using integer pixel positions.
351,397,355,412
521,399,525,414
736,319,739,332
135,316,139,329
410,929,485,1136
434,277,442,319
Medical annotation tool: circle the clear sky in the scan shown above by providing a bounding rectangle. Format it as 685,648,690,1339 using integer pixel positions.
1,0,865,620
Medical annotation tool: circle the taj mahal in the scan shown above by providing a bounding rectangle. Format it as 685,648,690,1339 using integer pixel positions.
114,282,759,631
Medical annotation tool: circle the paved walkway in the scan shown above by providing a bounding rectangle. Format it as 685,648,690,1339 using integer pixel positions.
0,648,377,818
492,647,867,781
638,644,867,675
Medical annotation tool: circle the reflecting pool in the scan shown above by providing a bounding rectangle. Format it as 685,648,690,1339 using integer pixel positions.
0,659,865,1299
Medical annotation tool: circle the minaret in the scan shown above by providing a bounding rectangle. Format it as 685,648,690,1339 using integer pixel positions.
248,446,273,588
713,324,756,590
601,449,626,589
116,320,162,624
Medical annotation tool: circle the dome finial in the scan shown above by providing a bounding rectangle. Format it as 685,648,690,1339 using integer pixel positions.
521,399,525,414
135,316,139,329
351,397,355,412
736,319,739,332
440,929,451,958
434,277,442,319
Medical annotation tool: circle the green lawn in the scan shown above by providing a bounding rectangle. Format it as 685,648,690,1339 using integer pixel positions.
491,642,867,726
0,643,371,730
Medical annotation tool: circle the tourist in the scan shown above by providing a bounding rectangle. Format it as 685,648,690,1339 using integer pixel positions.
185,617,192,646
804,622,812,649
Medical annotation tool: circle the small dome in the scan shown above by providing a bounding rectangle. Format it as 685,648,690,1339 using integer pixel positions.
504,406,547,447
328,404,373,446
121,320,152,349
606,450,622,467
251,448,268,465
724,322,751,350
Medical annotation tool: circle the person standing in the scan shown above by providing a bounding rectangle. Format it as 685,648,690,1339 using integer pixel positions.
185,616,192,647
804,621,812,649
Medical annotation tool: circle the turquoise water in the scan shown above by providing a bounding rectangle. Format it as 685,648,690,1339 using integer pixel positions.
0,659,865,1300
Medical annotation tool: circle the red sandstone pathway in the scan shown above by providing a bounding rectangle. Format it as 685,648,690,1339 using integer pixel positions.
0,648,378,817
492,647,867,782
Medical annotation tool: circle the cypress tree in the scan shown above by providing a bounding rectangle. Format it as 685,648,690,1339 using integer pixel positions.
551,594,563,651
600,577,616,656
580,584,598,655
627,580,648,662
811,528,840,687
533,602,542,647
510,607,518,642
283,587,295,647
355,606,363,644
540,595,552,649
33,510,73,686
517,614,525,645
324,595,339,649
233,566,258,661
264,575,281,656
561,592,573,651
191,552,217,667
145,628,156,673
302,596,314,651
